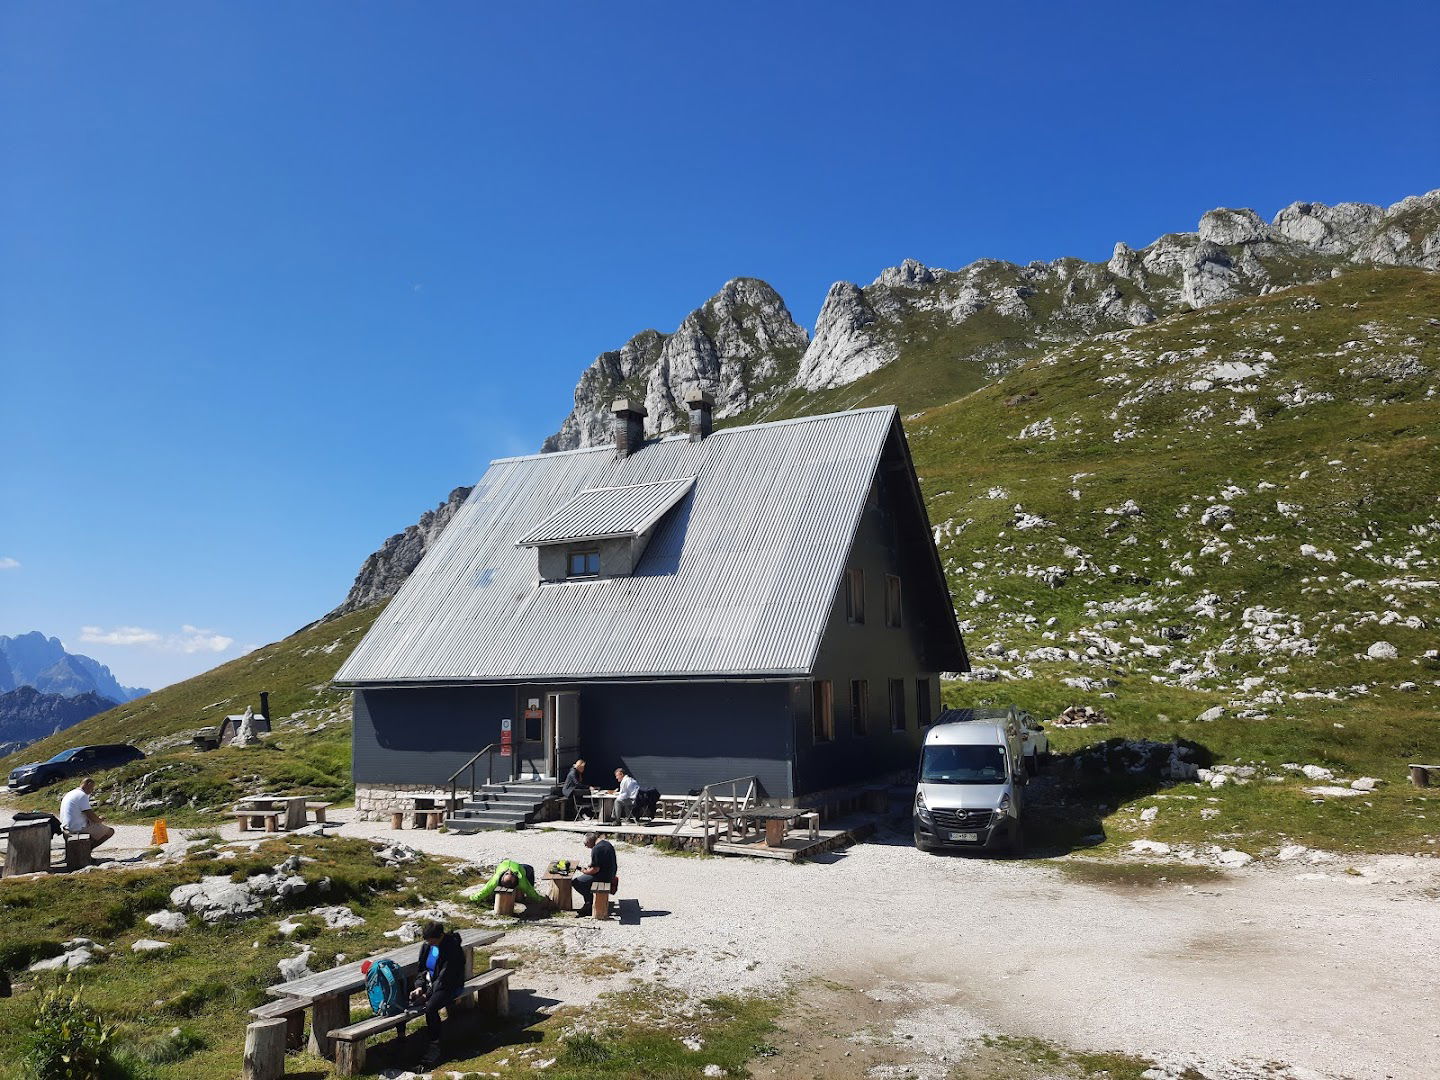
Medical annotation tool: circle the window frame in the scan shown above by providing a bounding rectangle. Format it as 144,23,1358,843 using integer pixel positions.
566,549,601,578
850,678,869,737
888,678,906,732
885,574,903,628
812,680,834,743
845,567,866,624
916,678,932,727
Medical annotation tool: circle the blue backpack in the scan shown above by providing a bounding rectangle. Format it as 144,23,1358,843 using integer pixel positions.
365,958,406,1017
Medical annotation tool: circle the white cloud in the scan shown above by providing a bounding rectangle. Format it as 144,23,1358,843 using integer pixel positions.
79,624,234,654
173,625,235,654
0,556,19,570
81,625,162,646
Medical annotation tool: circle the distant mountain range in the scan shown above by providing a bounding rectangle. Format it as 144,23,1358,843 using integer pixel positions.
0,686,119,758
0,632,149,702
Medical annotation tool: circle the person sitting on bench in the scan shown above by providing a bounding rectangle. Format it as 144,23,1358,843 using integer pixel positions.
409,920,466,1068
562,758,592,820
612,767,642,823
467,859,547,908
571,832,617,916
60,778,115,849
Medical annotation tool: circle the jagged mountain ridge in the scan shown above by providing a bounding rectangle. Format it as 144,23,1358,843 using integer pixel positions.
0,686,119,755
332,190,1440,621
0,632,149,702
545,190,1440,449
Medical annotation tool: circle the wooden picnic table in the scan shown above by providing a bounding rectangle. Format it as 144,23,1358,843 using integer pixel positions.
0,817,53,877
264,927,501,1058
389,793,457,830
729,806,808,847
234,794,309,831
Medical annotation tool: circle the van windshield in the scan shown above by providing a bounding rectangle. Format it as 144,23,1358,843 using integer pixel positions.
921,744,1007,784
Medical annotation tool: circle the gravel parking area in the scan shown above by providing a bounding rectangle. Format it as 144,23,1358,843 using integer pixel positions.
334,816,1440,1080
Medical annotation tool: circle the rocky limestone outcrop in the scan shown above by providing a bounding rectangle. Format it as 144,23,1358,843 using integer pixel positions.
325,485,472,620
542,278,808,451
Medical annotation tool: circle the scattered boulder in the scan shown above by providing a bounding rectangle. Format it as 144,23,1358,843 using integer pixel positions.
169,877,264,923
1366,641,1399,660
1196,706,1225,723
1128,840,1172,856
1350,777,1382,792
145,910,188,932
1299,764,1335,782
31,947,97,972
1215,849,1253,868
277,946,314,981
131,939,172,953
311,905,366,930
1053,704,1110,727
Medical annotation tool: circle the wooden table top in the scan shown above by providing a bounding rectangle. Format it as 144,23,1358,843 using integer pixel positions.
267,928,501,1000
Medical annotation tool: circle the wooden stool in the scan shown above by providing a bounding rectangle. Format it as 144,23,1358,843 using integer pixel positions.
64,834,92,872
591,881,612,920
493,887,516,917
390,811,405,830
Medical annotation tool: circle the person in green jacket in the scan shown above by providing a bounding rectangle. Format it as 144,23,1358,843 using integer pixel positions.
468,860,547,907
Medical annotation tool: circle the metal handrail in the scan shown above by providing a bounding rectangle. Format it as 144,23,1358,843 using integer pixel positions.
446,743,503,806
672,775,760,848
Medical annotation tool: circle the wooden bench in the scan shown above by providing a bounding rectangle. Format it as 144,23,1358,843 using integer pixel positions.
389,809,445,830
234,810,282,833
306,801,333,823
249,993,313,1050
330,965,512,1076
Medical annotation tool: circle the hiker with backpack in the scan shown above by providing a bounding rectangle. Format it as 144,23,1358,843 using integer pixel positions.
467,858,547,909
410,920,466,1067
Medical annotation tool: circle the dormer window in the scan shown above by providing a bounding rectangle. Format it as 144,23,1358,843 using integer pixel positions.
518,475,696,582
567,550,600,578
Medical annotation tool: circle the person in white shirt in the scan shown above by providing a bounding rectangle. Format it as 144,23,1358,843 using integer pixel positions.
612,768,642,824
59,778,114,848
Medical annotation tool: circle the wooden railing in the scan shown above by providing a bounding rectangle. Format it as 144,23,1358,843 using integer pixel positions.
446,743,506,806
672,775,760,849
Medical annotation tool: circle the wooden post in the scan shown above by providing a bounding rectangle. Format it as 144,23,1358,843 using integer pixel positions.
489,957,511,1017
243,1017,287,1080
284,798,306,831
494,888,516,917
334,1037,366,1077
548,875,573,911
390,811,404,830
312,804,327,823
764,817,786,847
309,992,349,1058
1410,765,1434,787
3,821,51,877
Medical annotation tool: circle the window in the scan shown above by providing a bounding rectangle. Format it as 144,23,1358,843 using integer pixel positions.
889,678,906,732
885,574,903,628
916,678,932,727
567,550,601,577
845,568,865,624
812,681,834,743
850,679,869,736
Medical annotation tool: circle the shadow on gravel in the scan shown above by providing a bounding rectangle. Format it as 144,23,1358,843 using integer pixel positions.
617,899,670,924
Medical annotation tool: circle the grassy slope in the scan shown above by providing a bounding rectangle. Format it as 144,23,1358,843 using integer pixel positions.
906,268,1440,853
0,606,380,823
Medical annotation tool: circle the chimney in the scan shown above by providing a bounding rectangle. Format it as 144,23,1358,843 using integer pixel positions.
685,388,714,441
612,398,648,457
258,691,270,721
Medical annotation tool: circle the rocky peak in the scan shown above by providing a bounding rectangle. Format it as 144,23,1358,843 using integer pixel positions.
542,277,808,451
325,486,473,620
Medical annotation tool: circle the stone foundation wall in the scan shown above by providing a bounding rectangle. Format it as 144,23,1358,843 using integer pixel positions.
354,783,451,822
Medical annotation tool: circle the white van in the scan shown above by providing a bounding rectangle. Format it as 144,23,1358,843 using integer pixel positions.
913,716,1025,855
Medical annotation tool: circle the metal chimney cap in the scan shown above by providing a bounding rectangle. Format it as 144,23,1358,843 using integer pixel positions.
684,388,715,408
612,397,648,417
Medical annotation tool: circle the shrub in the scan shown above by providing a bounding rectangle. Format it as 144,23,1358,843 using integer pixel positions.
24,981,122,1080
559,1032,615,1066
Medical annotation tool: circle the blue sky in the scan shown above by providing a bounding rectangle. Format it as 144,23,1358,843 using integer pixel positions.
3,2,1438,689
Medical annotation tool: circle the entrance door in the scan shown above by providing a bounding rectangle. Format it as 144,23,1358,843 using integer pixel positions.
547,692,580,779
518,696,547,780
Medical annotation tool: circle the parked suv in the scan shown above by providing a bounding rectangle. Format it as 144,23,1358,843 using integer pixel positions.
7,744,145,793
913,718,1025,855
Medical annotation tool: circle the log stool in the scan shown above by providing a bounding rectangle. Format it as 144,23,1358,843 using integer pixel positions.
493,887,516,917
64,834,92,872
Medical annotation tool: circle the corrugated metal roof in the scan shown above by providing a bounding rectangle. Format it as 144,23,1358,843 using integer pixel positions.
516,476,695,547
335,406,911,684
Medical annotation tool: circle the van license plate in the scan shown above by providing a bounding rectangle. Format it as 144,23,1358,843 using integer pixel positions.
948,831,978,842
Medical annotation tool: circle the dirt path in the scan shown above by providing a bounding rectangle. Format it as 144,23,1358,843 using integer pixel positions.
341,818,1440,1080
